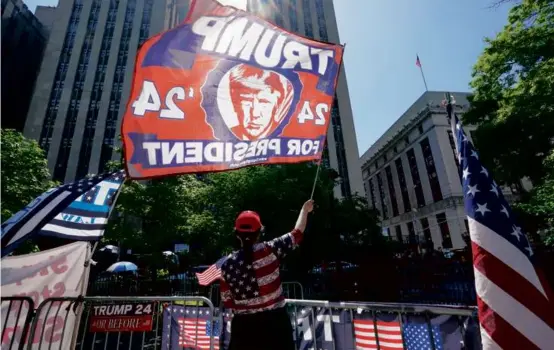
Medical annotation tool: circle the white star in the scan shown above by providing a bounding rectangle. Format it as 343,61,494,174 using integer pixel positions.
235,288,239,293
467,184,480,197
490,184,499,197
242,273,247,278
246,286,251,291
510,225,522,241
239,280,244,285
246,265,252,270
87,196,92,201
239,261,243,265
241,294,246,298
475,203,490,216
456,123,461,130
500,205,509,218
192,310,196,314
250,277,256,282
254,291,259,296
525,243,533,256
470,150,479,159
462,167,471,180
480,166,489,177
68,186,73,189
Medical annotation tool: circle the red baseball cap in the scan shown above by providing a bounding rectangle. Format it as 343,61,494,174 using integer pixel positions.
235,211,262,233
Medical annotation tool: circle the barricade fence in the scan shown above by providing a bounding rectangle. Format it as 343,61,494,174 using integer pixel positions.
1,297,35,350
1,296,480,350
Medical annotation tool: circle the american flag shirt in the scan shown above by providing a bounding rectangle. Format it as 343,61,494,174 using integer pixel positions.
220,229,303,314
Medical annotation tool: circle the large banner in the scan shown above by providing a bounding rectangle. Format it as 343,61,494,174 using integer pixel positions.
1,242,91,349
122,0,344,179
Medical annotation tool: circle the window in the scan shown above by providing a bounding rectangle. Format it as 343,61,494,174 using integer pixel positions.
302,0,313,37
418,124,424,135
405,136,410,146
395,226,402,241
385,166,399,217
289,0,298,32
393,146,398,154
376,172,388,219
395,158,411,213
407,222,416,244
436,213,452,248
420,217,432,245
420,137,443,202
447,130,460,169
369,179,377,212
315,0,328,41
406,149,426,207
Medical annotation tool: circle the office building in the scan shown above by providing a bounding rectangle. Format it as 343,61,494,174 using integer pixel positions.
248,0,363,198
2,0,49,131
24,0,178,182
360,91,515,251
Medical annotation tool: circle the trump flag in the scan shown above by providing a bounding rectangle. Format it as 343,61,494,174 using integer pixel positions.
122,0,343,179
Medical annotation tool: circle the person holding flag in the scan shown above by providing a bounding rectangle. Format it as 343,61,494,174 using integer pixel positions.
197,199,314,350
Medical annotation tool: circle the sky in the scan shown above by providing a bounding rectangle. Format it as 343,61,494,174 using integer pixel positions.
24,0,513,156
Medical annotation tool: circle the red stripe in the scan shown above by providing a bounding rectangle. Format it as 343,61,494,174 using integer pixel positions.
258,276,282,296
477,296,540,350
233,295,285,310
472,242,554,328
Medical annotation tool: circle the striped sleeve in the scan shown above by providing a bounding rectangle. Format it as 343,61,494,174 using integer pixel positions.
266,229,303,259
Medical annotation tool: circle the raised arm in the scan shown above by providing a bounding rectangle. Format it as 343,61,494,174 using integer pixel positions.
294,199,314,233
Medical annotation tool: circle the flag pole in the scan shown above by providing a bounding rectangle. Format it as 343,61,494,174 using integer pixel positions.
417,54,429,91
310,160,322,200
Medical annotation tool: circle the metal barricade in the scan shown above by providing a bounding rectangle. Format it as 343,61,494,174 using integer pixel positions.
1,297,35,350
285,299,480,350
25,296,216,350
282,282,304,300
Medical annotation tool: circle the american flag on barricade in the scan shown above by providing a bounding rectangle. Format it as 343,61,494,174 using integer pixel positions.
162,305,221,350
447,97,554,349
353,312,403,350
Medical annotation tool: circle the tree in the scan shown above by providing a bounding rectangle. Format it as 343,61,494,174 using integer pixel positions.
1,129,56,220
515,151,554,246
464,0,554,186
105,163,383,276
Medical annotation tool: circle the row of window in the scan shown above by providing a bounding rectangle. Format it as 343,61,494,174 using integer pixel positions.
366,136,442,219
39,0,84,153
53,0,103,181
385,212,453,249
75,0,121,179
98,0,138,172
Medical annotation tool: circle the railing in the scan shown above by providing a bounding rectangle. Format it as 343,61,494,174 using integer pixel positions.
1,296,480,349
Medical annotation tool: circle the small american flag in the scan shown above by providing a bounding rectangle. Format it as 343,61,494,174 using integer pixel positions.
449,103,554,348
178,317,220,350
415,55,422,68
354,318,403,350
196,256,227,286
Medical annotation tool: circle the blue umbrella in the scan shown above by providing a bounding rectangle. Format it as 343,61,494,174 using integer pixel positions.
106,261,137,273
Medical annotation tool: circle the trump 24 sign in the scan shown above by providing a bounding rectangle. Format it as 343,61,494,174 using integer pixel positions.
122,0,343,179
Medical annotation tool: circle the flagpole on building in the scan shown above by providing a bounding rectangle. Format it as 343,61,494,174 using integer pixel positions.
416,54,429,92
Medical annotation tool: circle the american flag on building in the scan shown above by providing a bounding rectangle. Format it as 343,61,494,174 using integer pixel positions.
162,306,220,350
448,99,554,349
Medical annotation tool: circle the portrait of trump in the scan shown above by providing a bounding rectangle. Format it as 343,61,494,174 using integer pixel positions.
216,64,294,141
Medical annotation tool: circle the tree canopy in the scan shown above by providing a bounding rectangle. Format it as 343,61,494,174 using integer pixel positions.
104,163,383,274
1,129,56,220
464,0,554,186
